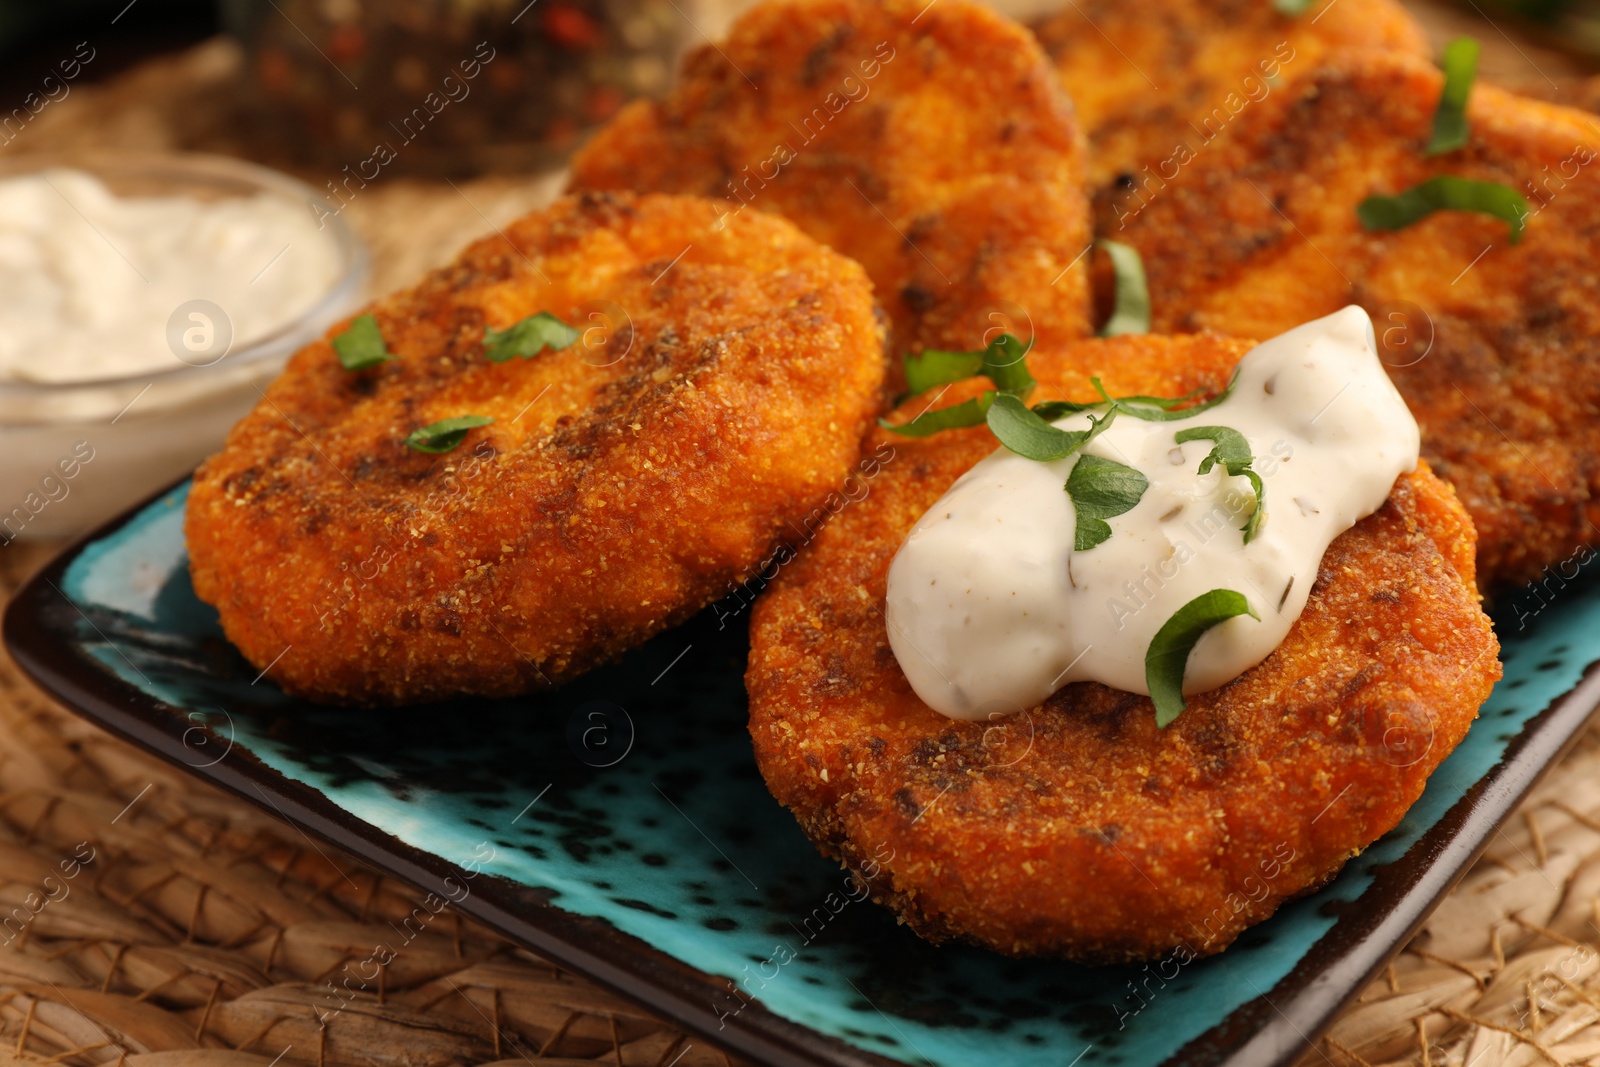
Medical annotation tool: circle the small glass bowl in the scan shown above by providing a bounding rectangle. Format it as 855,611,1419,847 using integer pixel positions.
0,152,367,541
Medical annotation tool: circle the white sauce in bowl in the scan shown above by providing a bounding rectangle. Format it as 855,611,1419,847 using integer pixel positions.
885,306,1421,720
0,168,341,383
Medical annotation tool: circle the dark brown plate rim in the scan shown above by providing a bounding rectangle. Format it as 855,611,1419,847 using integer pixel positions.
6,476,1599,1067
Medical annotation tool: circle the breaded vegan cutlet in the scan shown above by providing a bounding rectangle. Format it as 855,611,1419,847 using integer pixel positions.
1033,0,1429,218
1111,50,1600,590
745,333,1499,962
568,0,1092,365
187,192,885,705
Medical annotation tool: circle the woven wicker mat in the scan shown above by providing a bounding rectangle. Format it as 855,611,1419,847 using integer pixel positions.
6,12,1600,1067
0,544,751,1067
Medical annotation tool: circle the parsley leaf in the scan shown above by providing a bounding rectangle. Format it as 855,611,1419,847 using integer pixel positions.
881,393,995,437
1097,240,1150,337
1083,373,1241,423
985,395,1147,549
1358,176,1530,245
887,334,1238,447
904,348,984,394
483,312,580,363
404,415,494,454
1146,590,1260,728
1030,399,1104,420
1273,0,1316,14
987,393,1116,461
982,334,1037,396
1177,424,1252,472
1173,425,1266,543
1427,37,1480,156
332,313,392,371
902,333,1036,397
885,334,1035,436
1066,454,1149,551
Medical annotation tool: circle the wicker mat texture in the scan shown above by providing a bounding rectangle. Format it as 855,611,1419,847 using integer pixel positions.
4,10,1600,1067
0,544,742,1067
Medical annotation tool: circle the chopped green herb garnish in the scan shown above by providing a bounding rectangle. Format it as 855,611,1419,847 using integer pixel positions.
1146,589,1260,728
901,334,1036,398
1427,37,1480,156
1091,374,1241,423
1097,240,1150,337
887,334,1257,549
332,313,391,371
979,334,1037,396
882,393,996,436
1358,176,1530,245
404,415,495,454
1066,455,1149,551
904,348,984,394
1273,0,1316,15
483,311,580,363
1030,398,1104,420
884,334,1036,436
1173,425,1266,543
986,393,1115,462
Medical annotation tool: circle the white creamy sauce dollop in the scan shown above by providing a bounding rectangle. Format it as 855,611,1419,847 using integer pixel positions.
885,306,1421,720
0,168,341,383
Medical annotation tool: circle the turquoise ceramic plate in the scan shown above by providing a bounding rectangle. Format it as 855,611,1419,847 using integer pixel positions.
7,479,1600,1067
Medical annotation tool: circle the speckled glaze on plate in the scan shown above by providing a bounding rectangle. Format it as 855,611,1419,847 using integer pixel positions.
7,478,1600,1067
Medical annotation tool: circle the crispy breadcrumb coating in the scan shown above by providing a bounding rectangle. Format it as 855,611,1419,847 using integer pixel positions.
188,192,884,705
746,333,1499,962
568,0,1092,365
1114,51,1600,590
1034,0,1429,211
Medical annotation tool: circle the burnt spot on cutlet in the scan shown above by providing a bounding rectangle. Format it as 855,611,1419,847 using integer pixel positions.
900,732,992,796
447,305,488,348
1370,589,1402,605
906,213,940,246
577,188,633,216
644,326,682,367
1070,687,1144,744
893,787,921,821
343,372,380,398
1340,664,1381,701
801,22,853,85
569,190,638,237
1186,717,1237,782
594,321,634,366
548,416,604,461
586,325,721,424
901,285,936,314
810,652,859,695
223,466,288,503
229,467,261,492
1141,775,1171,802
431,252,516,293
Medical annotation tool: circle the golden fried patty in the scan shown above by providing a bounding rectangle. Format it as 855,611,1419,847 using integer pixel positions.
568,0,1092,364
188,192,884,705
1034,0,1428,214
1114,51,1600,590
746,333,1499,962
